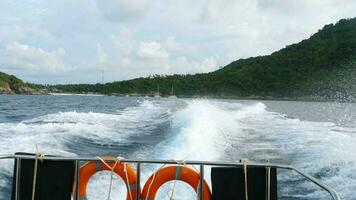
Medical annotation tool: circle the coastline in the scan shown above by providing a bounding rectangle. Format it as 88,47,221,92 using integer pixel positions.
2,92,355,103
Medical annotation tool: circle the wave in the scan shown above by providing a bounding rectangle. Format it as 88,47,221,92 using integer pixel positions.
153,100,267,161
4,100,175,153
0,98,355,199
138,99,356,199
136,100,272,199
0,99,178,199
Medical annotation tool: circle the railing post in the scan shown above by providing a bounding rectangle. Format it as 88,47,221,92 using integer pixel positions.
199,164,204,200
73,160,79,200
266,166,270,200
15,157,21,200
136,163,141,200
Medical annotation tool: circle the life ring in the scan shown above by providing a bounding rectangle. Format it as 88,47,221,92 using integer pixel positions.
141,165,212,200
77,160,137,200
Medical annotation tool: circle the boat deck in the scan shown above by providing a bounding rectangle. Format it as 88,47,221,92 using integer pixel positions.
0,154,341,200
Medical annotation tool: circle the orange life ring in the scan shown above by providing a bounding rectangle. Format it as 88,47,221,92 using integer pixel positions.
77,160,137,200
141,165,212,200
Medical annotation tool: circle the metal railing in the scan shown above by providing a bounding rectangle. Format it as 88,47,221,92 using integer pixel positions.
0,154,341,200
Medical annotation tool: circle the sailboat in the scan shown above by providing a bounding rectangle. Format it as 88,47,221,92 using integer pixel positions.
154,84,161,98
168,84,177,98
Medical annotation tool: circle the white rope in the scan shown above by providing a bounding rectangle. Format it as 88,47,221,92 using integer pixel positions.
190,164,202,200
145,164,166,200
123,162,133,200
242,160,248,200
97,156,122,200
32,145,44,200
168,178,177,200
191,165,199,173
181,164,205,200
167,160,188,200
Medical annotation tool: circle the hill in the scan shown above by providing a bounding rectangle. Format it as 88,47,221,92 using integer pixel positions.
0,72,35,94
49,18,356,101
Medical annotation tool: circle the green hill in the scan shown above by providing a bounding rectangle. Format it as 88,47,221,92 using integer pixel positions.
51,18,356,101
0,72,35,94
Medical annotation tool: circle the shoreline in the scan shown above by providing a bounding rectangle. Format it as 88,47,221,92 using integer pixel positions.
1,92,355,103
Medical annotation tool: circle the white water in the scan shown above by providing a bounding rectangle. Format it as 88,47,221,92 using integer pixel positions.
0,97,355,199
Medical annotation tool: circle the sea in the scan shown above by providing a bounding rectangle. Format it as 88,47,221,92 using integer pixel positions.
0,95,355,200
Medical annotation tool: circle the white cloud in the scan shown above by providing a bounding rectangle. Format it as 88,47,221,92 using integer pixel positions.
171,0,356,59
4,42,70,74
94,0,155,22
138,41,169,60
97,36,218,81
1,0,356,83
96,43,107,69
0,24,25,42
163,37,188,54
168,56,218,74
196,57,218,72
100,55,218,82
111,26,134,56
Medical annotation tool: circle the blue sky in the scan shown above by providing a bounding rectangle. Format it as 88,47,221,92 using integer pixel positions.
1,0,356,84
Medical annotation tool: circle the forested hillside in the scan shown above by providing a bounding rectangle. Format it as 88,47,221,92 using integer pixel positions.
48,18,356,101
0,72,35,94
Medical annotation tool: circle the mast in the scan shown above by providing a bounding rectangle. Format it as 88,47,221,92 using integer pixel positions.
101,70,105,94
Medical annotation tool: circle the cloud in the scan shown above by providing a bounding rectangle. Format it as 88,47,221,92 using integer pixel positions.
101,55,218,82
111,26,134,56
3,42,71,74
0,24,25,42
196,57,218,72
163,37,188,54
94,0,155,22
1,0,356,83
96,43,107,69
167,56,218,74
94,36,219,82
138,41,169,60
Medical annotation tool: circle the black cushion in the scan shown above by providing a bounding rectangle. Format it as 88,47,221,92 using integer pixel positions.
211,166,277,200
11,152,75,200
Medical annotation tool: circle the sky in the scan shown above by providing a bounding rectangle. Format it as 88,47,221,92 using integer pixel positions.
0,0,356,84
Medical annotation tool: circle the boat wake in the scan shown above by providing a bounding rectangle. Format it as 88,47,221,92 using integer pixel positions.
0,98,355,199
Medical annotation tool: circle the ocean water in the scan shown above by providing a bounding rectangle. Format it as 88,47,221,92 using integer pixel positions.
0,95,355,200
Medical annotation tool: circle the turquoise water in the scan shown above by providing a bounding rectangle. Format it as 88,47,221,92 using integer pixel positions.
0,95,355,199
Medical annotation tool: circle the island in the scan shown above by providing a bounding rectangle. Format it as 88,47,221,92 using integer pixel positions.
1,17,356,101
0,72,35,94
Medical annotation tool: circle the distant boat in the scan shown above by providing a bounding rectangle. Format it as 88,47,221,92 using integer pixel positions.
168,84,177,98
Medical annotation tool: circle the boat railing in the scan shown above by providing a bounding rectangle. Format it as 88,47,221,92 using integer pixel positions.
0,155,341,200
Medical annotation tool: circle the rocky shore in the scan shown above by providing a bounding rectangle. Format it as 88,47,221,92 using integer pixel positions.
0,84,35,94
0,72,37,94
